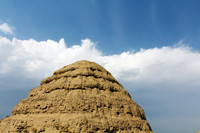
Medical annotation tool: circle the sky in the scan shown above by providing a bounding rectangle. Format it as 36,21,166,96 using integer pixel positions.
0,0,200,133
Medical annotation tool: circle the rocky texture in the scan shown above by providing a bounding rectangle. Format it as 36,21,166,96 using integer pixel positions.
0,60,153,133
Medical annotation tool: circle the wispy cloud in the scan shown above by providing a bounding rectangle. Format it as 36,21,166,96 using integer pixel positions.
0,23,14,35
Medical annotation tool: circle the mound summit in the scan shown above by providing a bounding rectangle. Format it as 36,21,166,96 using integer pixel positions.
0,60,153,133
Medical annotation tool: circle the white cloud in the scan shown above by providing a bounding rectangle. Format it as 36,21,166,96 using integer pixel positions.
0,36,200,91
0,37,101,79
0,23,14,35
101,45,200,90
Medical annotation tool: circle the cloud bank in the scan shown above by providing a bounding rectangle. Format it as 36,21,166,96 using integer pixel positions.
0,36,200,90
102,45,200,90
0,37,101,79
0,23,14,35
1,36,200,133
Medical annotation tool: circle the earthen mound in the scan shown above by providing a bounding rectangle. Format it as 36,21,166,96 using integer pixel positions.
0,60,153,133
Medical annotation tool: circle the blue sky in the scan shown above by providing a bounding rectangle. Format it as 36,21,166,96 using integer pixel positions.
1,0,200,53
0,0,200,133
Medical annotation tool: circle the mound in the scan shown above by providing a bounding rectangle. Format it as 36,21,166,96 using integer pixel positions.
0,60,153,133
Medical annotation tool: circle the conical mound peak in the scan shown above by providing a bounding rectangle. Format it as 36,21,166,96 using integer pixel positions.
39,60,129,97
0,60,153,133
